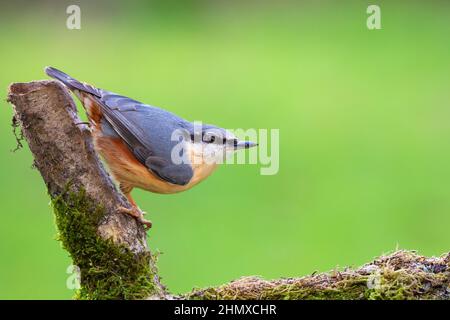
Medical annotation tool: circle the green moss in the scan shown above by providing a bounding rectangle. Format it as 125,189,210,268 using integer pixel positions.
51,189,157,300
187,277,370,300
186,255,449,300
363,268,444,300
186,275,416,300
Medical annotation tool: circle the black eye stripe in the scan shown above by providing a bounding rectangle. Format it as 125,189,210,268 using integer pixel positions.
202,133,227,144
192,131,232,144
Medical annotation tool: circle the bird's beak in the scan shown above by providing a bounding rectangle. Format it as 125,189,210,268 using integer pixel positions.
235,141,258,150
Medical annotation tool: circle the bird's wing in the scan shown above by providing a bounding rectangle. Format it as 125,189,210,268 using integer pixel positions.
94,92,194,186
45,67,193,185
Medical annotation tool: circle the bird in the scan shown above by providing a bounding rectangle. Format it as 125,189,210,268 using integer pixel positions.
45,67,257,229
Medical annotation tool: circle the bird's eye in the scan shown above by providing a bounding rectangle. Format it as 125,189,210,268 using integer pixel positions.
202,133,216,143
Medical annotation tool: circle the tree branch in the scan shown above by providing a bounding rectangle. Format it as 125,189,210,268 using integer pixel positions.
7,81,449,300
7,80,166,299
184,250,449,300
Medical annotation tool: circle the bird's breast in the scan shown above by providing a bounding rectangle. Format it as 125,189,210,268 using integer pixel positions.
93,134,217,194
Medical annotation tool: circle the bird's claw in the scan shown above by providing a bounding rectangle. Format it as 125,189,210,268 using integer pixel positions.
117,206,152,230
138,217,152,230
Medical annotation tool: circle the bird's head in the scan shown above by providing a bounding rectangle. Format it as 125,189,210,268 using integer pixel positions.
186,124,258,164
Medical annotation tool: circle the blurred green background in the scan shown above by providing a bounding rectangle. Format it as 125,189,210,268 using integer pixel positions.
0,0,449,299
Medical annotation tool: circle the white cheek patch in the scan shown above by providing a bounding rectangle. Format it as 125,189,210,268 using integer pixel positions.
190,142,227,165
187,142,204,165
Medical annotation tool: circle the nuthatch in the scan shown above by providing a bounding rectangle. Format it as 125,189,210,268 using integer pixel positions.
45,67,257,229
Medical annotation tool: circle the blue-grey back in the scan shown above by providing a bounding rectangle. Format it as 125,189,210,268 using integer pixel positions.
97,91,195,185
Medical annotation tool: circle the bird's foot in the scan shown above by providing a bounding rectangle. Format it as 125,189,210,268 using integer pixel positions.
117,206,152,230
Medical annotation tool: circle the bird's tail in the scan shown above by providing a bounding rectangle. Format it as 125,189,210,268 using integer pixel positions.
45,66,80,88
45,66,99,97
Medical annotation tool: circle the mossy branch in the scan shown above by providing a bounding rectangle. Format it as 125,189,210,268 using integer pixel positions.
184,250,449,300
7,80,166,299
7,81,449,300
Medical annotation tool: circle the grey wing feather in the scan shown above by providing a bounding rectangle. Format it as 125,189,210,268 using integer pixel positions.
94,92,194,185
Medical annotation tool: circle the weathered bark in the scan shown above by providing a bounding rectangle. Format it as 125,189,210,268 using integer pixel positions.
7,80,450,300
8,80,144,250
